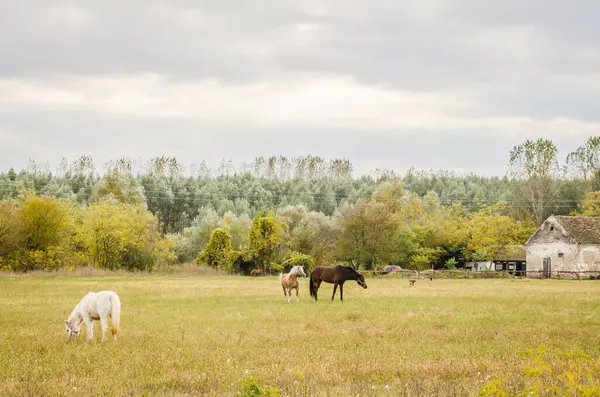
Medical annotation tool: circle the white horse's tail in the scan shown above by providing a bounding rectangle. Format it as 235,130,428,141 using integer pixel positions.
110,293,121,336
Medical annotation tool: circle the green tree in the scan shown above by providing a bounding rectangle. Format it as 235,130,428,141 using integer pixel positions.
507,138,562,225
566,136,600,189
92,167,145,206
336,200,398,269
292,211,339,266
222,211,251,251
196,228,232,271
248,211,285,273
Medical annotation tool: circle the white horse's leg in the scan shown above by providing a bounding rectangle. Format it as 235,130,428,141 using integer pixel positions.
82,316,94,341
100,316,109,343
287,287,291,303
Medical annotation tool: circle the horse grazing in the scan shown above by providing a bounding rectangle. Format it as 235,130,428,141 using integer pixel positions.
279,265,307,303
309,265,368,302
250,268,263,277
64,290,121,343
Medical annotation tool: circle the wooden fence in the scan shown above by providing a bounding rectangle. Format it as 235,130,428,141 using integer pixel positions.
360,269,600,280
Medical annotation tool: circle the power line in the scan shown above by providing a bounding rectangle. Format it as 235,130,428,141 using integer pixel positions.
0,187,590,204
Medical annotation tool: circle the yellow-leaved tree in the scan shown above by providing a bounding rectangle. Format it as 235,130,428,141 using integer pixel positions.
0,201,25,270
19,195,84,271
462,204,536,261
580,191,600,216
81,197,174,271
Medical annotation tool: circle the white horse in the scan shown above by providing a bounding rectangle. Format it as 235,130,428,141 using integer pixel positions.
65,290,121,343
279,265,307,303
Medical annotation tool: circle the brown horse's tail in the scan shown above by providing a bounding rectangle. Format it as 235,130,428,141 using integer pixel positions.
309,273,316,299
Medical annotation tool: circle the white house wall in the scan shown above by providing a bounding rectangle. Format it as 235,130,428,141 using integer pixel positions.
465,261,492,271
526,242,600,272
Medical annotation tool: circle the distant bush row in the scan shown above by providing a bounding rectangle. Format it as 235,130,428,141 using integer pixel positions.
0,195,175,272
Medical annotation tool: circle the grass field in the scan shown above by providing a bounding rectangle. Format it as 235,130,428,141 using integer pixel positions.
1,273,600,396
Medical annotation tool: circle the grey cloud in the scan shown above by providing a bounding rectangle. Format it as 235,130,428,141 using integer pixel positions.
0,0,599,175
3,0,597,83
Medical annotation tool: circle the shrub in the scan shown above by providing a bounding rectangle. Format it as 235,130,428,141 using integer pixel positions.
238,375,280,397
444,257,458,269
479,346,600,396
280,251,315,273
227,250,255,274
0,194,176,273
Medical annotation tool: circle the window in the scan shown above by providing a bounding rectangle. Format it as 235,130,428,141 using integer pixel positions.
558,253,564,259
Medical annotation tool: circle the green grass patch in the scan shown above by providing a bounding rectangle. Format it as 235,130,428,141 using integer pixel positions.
1,276,599,396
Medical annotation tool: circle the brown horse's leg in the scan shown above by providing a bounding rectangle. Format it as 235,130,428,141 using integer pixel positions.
339,282,344,302
295,286,299,302
332,283,338,301
282,285,287,301
314,279,321,301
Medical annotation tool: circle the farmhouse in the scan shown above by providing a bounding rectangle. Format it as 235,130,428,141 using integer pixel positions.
525,215,600,277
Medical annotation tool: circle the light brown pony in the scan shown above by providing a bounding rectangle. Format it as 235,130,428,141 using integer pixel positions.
250,268,263,276
279,265,307,303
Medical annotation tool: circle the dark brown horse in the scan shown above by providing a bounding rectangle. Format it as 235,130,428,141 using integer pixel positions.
309,265,367,301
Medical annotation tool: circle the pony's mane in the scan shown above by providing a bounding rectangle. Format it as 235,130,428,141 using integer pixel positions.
288,266,301,276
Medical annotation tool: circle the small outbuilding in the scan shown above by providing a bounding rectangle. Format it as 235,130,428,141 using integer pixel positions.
493,245,526,276
525,215,600,278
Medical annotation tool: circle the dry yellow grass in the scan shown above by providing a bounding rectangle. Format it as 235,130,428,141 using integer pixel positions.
1,274,599,396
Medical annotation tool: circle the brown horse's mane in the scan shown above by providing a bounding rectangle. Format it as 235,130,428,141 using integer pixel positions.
333,265,361,279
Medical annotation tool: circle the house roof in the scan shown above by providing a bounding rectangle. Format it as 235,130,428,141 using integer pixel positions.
553,216,600,244
527,215,600,245
494,245,526,261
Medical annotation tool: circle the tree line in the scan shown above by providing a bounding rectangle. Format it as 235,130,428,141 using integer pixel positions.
2,137,600,273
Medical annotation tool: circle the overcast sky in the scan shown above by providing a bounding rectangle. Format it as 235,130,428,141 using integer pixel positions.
1,0,599,176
